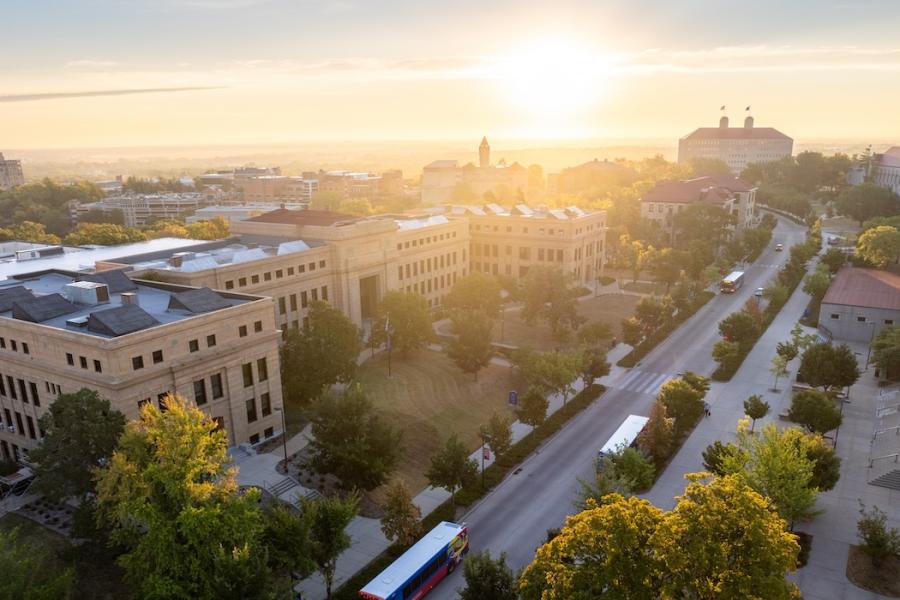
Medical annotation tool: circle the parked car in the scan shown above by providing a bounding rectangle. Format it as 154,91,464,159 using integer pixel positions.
775,243,784,251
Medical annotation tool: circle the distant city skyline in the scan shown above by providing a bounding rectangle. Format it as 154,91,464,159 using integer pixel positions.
3,0,900,148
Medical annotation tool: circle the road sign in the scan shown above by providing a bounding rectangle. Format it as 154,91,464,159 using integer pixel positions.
508,390,518,406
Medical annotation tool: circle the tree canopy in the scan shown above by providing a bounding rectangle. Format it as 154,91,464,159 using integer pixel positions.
520,265,583,340
446,309,494,380
426,434,478,506
872,325,900,380
373,290,433,356
444,271,502,318
856,225,900,268
788,390,843,434
798,342,860,392
460,551,519,600
836,182,900,226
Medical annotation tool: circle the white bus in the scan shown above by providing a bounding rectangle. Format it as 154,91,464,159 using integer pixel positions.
719,270,745,294
599,414,649,459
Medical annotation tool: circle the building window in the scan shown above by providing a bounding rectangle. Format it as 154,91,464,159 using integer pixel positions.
6,376,16,400
287,267,294,276
264,272,272,281
22,343,29,355
10,340,16,351
246,398,257,423
322,286,329,301
211,373,224,399
93,360,102,373
251,274,260,284
830,314,839,320
239,325,248,338
249,433,260,444
857,316,867,322
26,415,36,439
206,334,217,348
79,356,88,369
225,280,234,290
309,262,316,272
242,363,254,387
18,380,28,404
278,297,287,315
254,320,263,333
301,291,308,308
194,379,208,405
261,392,271,417
264,427,274,438
0,337,5,349
239,277,247,287
29,382,40,407
257,358,268,381
152,350,164,364
189,339,199,353
319,260,326,269
132,356,144,370
886,319,895,325
298,264,305,273
276,269,283,278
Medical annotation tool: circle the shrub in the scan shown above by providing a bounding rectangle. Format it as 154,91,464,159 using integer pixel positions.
857,503,900,567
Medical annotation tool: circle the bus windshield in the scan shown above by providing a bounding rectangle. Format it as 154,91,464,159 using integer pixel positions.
720,270,745,293
359,521,469,600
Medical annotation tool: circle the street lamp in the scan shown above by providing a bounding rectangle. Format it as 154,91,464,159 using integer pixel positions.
864,321,877,370
274,406,288,469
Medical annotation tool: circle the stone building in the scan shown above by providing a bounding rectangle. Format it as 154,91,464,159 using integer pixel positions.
678,114,793,174
0,153,25,190
421,138,528,205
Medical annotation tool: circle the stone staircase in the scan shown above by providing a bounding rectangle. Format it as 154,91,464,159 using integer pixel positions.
869,469,900,491
267,476,320,507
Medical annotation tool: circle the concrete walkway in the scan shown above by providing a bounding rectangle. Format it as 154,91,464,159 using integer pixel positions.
641,254,899,599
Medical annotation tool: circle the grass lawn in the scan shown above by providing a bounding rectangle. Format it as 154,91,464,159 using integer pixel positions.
498,294,640,351
356,349,524,496
0,513,129,599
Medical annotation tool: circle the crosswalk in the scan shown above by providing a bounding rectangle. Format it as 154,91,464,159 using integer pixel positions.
752,263,782,269
610,369,675,396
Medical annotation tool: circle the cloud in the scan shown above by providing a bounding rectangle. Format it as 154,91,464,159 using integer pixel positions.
66,59,120,68
0,87,223,103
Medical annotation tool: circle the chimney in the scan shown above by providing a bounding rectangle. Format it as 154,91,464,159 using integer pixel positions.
121,292,139,307
719,116,729,128
744,115,754,129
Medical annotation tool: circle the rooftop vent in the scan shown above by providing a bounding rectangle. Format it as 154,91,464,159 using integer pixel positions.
64,281,110,306
66,316,89,328
121,292,139,307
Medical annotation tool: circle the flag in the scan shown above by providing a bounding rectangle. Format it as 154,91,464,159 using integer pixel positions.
720,105,725,110
746,105,751,111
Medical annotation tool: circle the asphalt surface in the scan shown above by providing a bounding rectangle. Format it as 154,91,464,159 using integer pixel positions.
428,215,808,599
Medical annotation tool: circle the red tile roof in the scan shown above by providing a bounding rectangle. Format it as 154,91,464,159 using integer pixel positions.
642,176,753,204
682,127,792,141
822,268,900,311
245,209,358,226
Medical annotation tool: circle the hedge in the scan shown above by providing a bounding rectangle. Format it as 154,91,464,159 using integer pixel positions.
333,384,606,599
617,291,715,368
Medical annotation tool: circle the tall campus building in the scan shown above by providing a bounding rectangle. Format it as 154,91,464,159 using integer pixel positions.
0,205,605,461
678,114,793,174
0,153,25,190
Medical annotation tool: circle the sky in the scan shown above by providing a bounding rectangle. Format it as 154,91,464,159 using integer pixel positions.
3,0,900,149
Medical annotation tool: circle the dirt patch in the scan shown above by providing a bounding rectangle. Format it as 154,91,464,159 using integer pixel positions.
846,544,900,597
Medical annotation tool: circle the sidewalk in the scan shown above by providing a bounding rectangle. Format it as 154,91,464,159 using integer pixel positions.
640,256,899,599
294,341,631,600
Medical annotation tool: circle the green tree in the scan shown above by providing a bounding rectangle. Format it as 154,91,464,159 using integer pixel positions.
776,340,799,362
617,233,654,282
802,264,832,299
511,347,582,403
788,389,842,434
674,204,735,249
793,430,841,492
446,310,494,380
517,387,549,428
373,291,432,357
280,300,362,405
637,400,674,466
742,226,773,259
744,394,771,433
821,247,846,273
0,528,75,600
657,378,705,436
575,457,636,509
379,480,422,547
609,446,656,491
95,395,277,599
652,474,800,599
309,191,344,212
262,504,314,580
0,220,61,244
790,323,818,353
444,271,502,319
577,321,613,347
303,492,360,600
29,389,125,502
836,182,900,226
798,342,860,392
580,348,610,387
713,339,741,372
520,494,663,600
723,423,819,529
309,385,401,491
718,311,759,345
520,265,583,340
480,411,513,460
688,156,732,176
771,354,790,392
872,325,900,380
63,222,148,246
460,551,518,600
427,434,478,506
856,225,900,267
702,440,738,476
856,503,900,567
647,246,682,291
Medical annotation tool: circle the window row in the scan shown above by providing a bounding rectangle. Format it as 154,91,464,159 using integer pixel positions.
396,230,458,251
224,260,328,290
245,392,272,424
277,286,329,315
132,347,170,371
242,357,269,388
193,373,225,406
66,352,103,373
0,406,40,440
0,337,29,355
403,271,460,297
248,425,276,446
239,320,265,338
188,334,218,355
0,374,42,407
397,251,459,281
828,314,894,325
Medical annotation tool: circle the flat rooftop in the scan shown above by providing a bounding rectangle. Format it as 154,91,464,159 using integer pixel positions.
0,238,210,281
123,237,324,273
0,270,252,338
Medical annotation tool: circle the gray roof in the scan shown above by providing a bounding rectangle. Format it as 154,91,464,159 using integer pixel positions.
87,304,161,336
12,293,78,323
167,287,231,313
0,286,35,312
76,270,137,294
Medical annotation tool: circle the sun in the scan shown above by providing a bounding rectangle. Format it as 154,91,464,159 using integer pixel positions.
497,39,605,119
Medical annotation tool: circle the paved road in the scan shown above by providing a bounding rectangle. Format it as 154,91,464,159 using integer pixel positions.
428,216,808,599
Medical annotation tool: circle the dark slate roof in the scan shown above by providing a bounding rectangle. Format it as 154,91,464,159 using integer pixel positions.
167,287,231,313
11,294,78,323
76,270,137,294
0,286,35,312
87,305,160,336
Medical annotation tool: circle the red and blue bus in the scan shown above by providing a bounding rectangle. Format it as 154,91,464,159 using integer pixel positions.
359,521,469,600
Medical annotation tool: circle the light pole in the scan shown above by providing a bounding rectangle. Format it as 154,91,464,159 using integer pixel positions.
864,322,877,370
274,406,288,468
